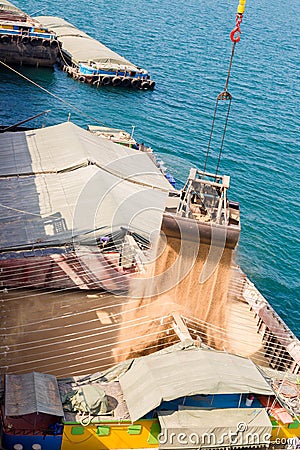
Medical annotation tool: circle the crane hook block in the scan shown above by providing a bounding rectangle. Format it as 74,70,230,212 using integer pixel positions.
230,26,241,43
237,0,246,15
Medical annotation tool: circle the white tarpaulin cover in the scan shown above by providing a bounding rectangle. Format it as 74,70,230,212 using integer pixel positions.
119,347,273,422
36,16,138,68
0,122,171,250
5,372,64,417
0,0,19,11
158,408,272,448
0,0,25,14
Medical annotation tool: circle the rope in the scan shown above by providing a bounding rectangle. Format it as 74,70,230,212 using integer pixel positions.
0,202,42,217
1,327,176,369
57,40,70,67
0,60,105,126
203,42,236,175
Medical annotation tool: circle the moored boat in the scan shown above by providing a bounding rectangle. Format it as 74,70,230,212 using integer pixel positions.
0,0,60,67
1,343,299,450
36,16,155,89
87,124,176,188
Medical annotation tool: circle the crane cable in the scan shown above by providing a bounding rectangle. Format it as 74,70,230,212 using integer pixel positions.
203,0,246,175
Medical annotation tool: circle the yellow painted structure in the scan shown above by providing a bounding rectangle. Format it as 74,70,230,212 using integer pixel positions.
237,0,246,15
61,419,160,450
271,417,300,442
62,415,300,450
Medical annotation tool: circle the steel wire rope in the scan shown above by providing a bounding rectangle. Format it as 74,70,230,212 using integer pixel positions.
0,264,129,290
4,328,294,379
57,41,70,68
185,333,296,366
4,336,180,376
203,42,237,174
54,338,179,377
2,320,294,366
0,298,177,333
5,338,179,376
1,315,168,354
183,327,296,363
0,241,147,273
0,247,128,275
2,285,293,347
0,262,137,295
183,314,297,346
0,277,131,303
2,314,295,372
0,203,42,217
0,234,201,289
4,339,294,379
1,294,295,358
1,288,296,360
184,315,297,352
1,326,177,369
0,291,161,329
1,307,296,368
0,253,134,283
0,257,246,294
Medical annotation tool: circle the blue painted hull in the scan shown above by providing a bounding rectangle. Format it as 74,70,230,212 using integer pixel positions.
2,432,62,450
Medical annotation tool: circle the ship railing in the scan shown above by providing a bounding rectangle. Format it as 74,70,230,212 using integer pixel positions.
241,271,300,374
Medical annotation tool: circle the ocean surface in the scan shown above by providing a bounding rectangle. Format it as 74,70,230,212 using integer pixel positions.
0,0,299,337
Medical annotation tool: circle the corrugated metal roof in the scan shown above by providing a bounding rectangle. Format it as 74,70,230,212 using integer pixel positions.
5,372,64,417
0,122,170,250
119,347,274,422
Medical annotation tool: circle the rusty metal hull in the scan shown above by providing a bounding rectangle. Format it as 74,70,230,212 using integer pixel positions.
162,213,240,249
0,249,131,293
0,40,58,67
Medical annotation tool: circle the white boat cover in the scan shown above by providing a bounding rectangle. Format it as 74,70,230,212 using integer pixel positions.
36,16,139,69
0,122,171,250
119,347,273,422
5,372,64,417
158,408,272,448
0,0,23,14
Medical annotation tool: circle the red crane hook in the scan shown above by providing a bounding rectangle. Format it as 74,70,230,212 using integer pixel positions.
230,25,241,43
230,14,243,43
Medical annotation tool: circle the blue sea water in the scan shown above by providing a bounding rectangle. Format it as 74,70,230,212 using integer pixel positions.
0,0,299,336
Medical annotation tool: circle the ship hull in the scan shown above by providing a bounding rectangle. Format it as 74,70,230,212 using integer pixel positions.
0,38,58,67
0,249,131,293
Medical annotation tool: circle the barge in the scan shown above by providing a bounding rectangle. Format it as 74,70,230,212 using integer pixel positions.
36,16,155,89
1,343,299,450
0,122,298,376
0,0,59,67
0,121,172,292
1,0,299,447
0,121,238,292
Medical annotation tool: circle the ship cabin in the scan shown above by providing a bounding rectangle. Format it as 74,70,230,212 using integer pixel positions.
2,372,63,450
